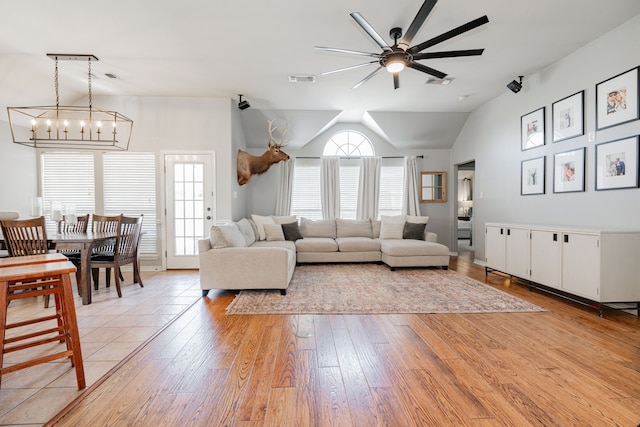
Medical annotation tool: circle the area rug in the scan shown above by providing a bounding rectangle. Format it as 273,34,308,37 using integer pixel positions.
225,264,545,315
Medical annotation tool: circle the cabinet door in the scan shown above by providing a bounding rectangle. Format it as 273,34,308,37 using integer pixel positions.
530,230,561,289
562,233,600,300
485,225,506,271
505,227,530,278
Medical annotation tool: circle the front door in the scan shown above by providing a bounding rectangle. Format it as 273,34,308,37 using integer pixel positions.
164,154,215,269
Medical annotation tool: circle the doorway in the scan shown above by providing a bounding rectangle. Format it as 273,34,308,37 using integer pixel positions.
164,154,215,269
456,160,475,254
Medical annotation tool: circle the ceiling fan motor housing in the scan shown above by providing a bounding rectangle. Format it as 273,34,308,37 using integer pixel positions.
381,50,412,68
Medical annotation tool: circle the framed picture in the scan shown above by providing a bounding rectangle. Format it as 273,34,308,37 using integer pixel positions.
521,107,545,150
553,148,585,193
521,156,545,195
552,91,584,143
595,136,639,190
596,67,639,130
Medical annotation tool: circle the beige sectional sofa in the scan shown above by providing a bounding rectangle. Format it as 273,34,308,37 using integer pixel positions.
198,215,450,296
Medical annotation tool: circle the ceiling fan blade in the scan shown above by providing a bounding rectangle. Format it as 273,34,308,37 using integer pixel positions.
398,0,438,51
407,62,447,79
413,48,485,60
393,72,400,90
353,66,383,89
321,61,379,76
408,15,489,54
314,46,381,58
350,12,392,52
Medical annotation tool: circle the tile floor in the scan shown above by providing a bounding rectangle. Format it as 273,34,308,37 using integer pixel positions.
0,269,201,426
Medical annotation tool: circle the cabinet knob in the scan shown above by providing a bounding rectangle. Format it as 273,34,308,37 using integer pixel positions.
553,233,557,241
564,234,569,243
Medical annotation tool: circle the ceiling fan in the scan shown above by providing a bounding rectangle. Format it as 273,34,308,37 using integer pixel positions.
315,0,489,89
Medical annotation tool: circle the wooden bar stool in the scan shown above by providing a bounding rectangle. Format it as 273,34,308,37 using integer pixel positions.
0,260,85,390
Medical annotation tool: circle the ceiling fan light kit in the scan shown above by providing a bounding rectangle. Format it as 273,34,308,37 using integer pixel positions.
315,0,489,90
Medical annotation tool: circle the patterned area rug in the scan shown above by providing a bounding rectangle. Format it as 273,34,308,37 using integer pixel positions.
225,264,545,315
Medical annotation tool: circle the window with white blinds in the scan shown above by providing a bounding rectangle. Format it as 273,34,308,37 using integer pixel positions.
40,151,157,256
378,161,404,218
339,160,360,220
290,158,322,220
103,153,157,256
40,152,96,236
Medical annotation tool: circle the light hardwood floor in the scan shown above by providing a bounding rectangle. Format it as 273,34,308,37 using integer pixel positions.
42,253,640,426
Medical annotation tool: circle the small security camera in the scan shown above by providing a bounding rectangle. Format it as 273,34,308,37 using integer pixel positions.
507,76,523,93
238,94,250,110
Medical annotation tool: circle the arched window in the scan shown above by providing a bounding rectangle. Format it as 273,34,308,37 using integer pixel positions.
322,131,374,157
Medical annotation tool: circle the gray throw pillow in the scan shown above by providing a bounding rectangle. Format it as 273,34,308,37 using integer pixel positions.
281,221,303,241
403,222,426,240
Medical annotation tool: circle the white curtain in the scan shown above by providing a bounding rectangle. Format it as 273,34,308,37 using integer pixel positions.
356,156,380,220
402,156,421,216
321,157,340,219
275,160,294,216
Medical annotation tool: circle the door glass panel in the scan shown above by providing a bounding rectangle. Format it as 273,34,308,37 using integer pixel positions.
172,162,206,258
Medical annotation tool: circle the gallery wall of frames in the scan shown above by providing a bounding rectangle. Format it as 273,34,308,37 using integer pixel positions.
519,66,639,196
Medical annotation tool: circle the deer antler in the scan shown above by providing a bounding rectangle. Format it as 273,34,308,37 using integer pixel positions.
267,120,289,147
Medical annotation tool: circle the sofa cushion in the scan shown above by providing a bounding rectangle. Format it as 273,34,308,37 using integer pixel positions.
299,218,337,239
403,222,426,240
264,223,285,241
251,240,296,251
236,218,256,246
379,239,449,257
210,224,247,249
335,237,381,252
251,214,276,240
371,219,381,238
295,237,338,252
281,221,303,241
379,215,406,239
336,219,372,238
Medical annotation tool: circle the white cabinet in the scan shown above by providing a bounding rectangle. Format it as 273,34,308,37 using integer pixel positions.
485,223,640,308
530,229,561,289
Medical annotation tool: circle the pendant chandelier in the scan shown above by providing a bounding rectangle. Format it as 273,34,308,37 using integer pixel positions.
7,54,133,150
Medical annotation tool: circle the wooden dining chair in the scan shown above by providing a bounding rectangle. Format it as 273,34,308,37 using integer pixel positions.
91,215,143,297
57,214,90,287
0,216,54,307
89,214,121,290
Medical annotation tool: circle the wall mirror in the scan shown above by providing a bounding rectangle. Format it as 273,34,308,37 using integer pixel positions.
420,171,446,202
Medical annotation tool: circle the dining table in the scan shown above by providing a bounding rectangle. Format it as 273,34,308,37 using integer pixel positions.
50,231,117,305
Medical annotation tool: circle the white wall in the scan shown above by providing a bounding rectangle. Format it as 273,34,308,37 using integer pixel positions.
0,120,38,217
452,14,640,263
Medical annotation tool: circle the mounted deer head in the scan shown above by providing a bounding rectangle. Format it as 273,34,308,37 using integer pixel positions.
237,120,290,186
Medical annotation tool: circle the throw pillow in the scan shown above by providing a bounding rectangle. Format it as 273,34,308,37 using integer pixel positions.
236,218,256,246
281,221,303,241
379,214,406,239
210,224,247,249
371,219,381,238
406,215,430,225
264,223,285,241
251,214,276,241
403,222,426,240
271,215,297,224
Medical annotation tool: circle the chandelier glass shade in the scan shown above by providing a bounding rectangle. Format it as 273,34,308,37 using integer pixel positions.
7,54,133,150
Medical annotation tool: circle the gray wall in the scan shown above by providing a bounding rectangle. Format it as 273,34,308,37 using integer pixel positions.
452,14,640,263
0,121,38,217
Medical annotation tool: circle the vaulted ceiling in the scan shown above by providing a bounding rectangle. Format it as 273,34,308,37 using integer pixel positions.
1,0,639,149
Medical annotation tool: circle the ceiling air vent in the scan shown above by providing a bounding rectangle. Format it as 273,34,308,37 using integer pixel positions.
426,77,453,85
104,73,119,79
288,75,316,83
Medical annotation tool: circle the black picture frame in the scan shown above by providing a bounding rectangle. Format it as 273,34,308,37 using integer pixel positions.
595,136,639,190
521,107,545,151
595,67,640,130
552,91,584,143
553,148,585,193
521,156,545,195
